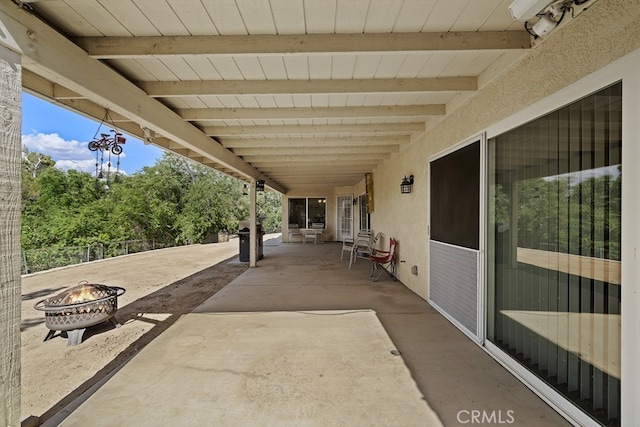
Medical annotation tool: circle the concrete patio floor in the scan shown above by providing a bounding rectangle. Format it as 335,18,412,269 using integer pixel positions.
47,238,570,426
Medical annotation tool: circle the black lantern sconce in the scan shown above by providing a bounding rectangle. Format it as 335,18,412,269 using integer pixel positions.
242,184,248,196
400,175,414,194
256,180,265,192
353,197,358,205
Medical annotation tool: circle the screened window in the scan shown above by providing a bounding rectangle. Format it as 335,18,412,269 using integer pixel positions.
288,198,326,228
487,82,621,426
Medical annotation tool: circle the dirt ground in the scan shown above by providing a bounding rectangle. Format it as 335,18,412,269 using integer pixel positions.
19,239,258,424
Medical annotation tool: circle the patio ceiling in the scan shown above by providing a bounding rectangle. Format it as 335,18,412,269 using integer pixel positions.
6,0,531,193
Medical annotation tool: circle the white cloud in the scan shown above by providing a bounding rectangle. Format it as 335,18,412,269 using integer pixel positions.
22,132,127,174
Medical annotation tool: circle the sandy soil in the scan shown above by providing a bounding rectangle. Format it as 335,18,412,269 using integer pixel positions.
19,239,255,423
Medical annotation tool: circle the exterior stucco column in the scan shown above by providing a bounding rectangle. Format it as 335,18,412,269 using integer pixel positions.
0,44,22,427
249,180,257,267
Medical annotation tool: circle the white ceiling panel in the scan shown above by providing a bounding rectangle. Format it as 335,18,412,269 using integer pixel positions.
270,0,306,34
64,0,131,36
310,95,330,108
353,55,383,79
136,58,179,81
234,56,267,80
236,0,278,34
167,0,216,35
36,2,104,37
308,56,333,80
198,96,227,108
178,97,208,109
422,0,470,32
97,0,160,36
258,57,288,80
303,0,337,33
331,56,358,79
418,52,456,78
450,0,500,32
202,0,246,35
335,0,370,33
283,56,310,80
363,0,405,32
479,0,518,31
345,94,368,106
187,58,223,80
161,58,200,81
134,0,189,35
375,54,408,78
399,54,434,79
328,94,349,107
109,59,157,81
394,0,438,31
209,57,244,80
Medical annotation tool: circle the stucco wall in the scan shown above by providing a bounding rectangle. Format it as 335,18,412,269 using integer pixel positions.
371,0,640,299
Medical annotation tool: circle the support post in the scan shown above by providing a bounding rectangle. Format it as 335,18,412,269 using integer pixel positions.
0,44,22,427
249,180,257,267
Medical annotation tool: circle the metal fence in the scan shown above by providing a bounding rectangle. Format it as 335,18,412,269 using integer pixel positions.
22,240,175,275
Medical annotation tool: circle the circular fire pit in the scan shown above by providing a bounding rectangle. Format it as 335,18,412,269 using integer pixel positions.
34,282,126,346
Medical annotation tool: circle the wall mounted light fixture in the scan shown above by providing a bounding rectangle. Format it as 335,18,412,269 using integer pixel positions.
242,184,248,196
256,180,265,192
400,175,414,194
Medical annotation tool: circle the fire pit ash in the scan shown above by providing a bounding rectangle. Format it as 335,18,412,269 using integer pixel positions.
34,282,126,346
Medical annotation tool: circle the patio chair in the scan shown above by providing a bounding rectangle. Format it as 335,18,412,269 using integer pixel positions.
341,238,355,261
340,229,370,265
308,222,325,244
288,224,303,243
351,231,380,269
303,228,320,244
370,237,397,282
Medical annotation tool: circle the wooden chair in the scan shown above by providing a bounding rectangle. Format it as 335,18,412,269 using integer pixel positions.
370,237,397,282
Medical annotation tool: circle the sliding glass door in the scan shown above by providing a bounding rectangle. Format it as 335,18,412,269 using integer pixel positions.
487,82,621,426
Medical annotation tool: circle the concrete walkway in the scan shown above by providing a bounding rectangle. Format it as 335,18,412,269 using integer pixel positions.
50,240,570,426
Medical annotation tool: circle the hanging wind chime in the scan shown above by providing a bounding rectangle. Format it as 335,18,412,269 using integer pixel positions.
88,110,125,186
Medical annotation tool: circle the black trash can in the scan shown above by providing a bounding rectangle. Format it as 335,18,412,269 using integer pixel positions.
238,225,264,262
238,228,251,262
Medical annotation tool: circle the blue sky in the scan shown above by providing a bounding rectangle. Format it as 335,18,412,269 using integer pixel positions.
21,92,164,175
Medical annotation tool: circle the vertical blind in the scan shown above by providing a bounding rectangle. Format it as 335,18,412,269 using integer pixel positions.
487,82,621,426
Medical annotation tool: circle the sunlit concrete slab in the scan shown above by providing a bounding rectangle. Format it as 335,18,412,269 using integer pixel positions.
60,310,442,426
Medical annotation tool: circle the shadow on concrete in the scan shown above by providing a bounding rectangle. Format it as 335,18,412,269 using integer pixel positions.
21,317,45,332
22,287,66,302
36,255,247,425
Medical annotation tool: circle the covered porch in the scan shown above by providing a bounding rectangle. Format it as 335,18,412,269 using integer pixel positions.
39,241,567,426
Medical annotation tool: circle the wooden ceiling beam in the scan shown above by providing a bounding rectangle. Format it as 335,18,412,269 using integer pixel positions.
205,123,424,137
140,78,476,97
221,136,408,148
177,105,445,120
76,32,531,59
231,146,398,156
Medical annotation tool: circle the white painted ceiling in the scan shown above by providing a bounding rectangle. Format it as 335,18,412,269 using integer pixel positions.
17,0,530,193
